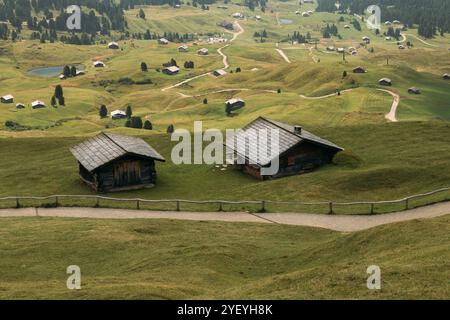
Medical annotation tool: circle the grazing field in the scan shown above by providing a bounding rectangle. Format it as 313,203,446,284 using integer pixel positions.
0,1,449,202
1,121,450,209
0,214,448,299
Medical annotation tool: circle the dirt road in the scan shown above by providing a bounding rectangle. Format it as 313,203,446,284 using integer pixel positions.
1,201,449,232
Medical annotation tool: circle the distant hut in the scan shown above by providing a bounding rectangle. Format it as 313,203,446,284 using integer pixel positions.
344,25,350,29
408,87,421,94
302,12,310,17
76,70,85,76
197,48,209,55
379,78,392,86
16,103,25,109
398,45,405,49
162,66,180,75
337,47,345,53
225,98,245,111
70,132,165,192
158,38,169,45
225,117,343,180
1,94,14,103
443,73,450,80
353,66,367,73
362,36,370,44
213,69,227,77
31,100,46,109
59,74,66,80
231,12,244,19
108,42,119,49
110,110,127,119
93,61,106,68
178,45,189,52
326,46,335,51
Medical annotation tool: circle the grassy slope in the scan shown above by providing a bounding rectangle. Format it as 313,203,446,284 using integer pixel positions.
0,214,448,299
1,121,450,213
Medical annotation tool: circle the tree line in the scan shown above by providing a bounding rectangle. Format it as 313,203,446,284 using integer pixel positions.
316,0,450,38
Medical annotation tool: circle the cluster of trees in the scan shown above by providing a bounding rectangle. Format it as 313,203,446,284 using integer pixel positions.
386,27,402,40
316,0,450,38
129,29,196,42
184,61,195,68
289,31,311,43
322,23,339,38
253,29,268,38
52,85,65,106
243,0,266,11
163,58,178,68
62,65,79,78
0,0,127,36
351,19,362,31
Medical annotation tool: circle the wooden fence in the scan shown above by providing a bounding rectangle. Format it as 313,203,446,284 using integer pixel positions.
0,186,450,215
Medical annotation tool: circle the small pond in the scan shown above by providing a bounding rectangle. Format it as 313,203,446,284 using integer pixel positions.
28,64,85,77
279,19,293,25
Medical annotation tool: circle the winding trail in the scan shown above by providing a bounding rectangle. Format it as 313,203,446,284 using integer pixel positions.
1,201,449,232
275,48,291,63
378,89,400,122
161,21,244,93
404,33,438,47
299,89,354,100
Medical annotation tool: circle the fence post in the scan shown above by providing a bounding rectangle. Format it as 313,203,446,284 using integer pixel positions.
176,200,180,211
136,200,140,210
328,202,333,215
260,200,266,213
218,202,223,212
16,197,20,208
95,197,100,207
405,198,409,210
55,196,59,207
370,203,374,215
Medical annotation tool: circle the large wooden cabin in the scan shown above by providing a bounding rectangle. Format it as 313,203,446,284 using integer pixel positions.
70,133,165,192
225,117,343,180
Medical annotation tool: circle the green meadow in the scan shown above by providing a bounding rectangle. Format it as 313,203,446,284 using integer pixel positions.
0,1,449,204
0,214,448,299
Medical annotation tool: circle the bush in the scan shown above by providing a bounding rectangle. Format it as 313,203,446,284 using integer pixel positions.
203,98,208,104
130,116,143,129
167,124,174,133
99,105,108,118
144,120,152,130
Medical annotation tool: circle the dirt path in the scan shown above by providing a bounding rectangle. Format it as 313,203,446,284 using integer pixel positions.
275,49,291,63
299,89,354,100
377,89,400,122
1,201,449,232
404,33,438,47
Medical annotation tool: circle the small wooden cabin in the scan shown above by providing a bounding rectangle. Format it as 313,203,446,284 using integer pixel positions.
408,87,421,94
108,42,119,49
70,133,165,192
353,66,367,73
225,117,343,180
1,94,14,103
379,78,392,86
162,66,180,75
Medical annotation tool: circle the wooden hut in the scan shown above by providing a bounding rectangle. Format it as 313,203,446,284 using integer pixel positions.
1,94,14,103
379,78,392,86
162,66,180,75
108,42,119,49
353,66,367,73
225,117,343,180
70,132,165,192
408,87,421,94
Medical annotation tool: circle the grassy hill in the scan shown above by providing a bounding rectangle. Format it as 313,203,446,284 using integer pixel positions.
0,214,448,299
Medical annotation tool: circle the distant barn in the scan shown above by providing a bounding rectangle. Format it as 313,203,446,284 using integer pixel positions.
353,66,367,73
225,117,343,180
1,94,14,103
31,100,46,109
70,133,165,192
443,73,450,80
408,87,421,94
379,78,392,86
225,98,245,111
162,66,180,75
108,42,119,49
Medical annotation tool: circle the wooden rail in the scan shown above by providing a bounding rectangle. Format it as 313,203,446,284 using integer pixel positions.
1,186,450,215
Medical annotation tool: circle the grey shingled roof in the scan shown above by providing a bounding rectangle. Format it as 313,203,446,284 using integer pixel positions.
70,132,165,172
225,117,343,167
